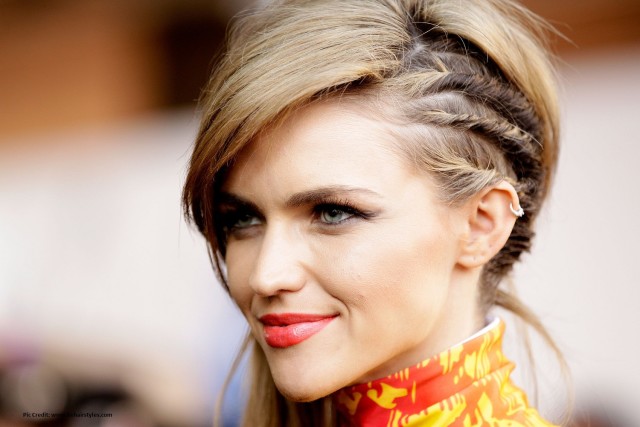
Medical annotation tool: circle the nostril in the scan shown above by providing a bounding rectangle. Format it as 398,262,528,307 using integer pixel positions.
249,267,306,297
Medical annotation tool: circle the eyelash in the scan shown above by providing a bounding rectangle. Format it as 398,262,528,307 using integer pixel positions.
218,209,261,237
217,198,375,238
312,198,374,225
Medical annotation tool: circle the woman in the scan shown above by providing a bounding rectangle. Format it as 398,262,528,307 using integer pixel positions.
183,0,564,425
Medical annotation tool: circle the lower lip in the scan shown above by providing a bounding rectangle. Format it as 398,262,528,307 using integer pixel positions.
263,317,336,348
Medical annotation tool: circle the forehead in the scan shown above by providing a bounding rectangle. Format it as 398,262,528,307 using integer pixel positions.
222,100,413,196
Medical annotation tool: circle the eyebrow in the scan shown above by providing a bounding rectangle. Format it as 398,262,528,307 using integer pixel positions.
216,192,260,211
284,185,382,208
217,185,382,210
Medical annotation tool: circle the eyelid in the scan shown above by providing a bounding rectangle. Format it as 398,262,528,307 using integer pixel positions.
311,199,376,225
217,206,264,240
316,205,355,225
217,195,377,237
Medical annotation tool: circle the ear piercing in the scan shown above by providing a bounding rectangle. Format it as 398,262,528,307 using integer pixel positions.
510,203,524,218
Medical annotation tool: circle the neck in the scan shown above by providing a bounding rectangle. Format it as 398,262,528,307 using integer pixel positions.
332,318,556,427
430,265,485,351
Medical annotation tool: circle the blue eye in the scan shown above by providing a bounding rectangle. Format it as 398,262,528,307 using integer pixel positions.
220,211,262,238
233,213,262,229
319,206,355,224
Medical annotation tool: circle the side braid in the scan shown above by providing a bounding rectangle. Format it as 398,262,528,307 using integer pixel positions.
415,108,540,304
394,28,550,308
421,110,544,184
427,72,543,144
379,56,546,308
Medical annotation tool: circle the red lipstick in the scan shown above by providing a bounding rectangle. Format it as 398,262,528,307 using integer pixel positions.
259,313,337,348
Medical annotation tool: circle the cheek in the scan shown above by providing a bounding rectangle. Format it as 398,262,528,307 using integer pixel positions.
225,247,255,312
316,220,455,316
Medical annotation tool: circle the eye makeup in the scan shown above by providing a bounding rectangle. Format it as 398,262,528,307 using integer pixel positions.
215,193,264,240
215,188,381,241
311,197,377,226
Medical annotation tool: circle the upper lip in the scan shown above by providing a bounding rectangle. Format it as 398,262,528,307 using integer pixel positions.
259,313,338,326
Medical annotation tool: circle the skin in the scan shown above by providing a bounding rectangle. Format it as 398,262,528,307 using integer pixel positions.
219,99,518,401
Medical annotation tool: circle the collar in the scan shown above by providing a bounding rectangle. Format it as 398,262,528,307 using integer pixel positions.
333,318,556,426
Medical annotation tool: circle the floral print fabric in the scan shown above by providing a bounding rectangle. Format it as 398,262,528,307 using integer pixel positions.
333,319,557,426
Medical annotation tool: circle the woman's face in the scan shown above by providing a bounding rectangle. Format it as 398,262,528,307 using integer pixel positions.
219,100,476,401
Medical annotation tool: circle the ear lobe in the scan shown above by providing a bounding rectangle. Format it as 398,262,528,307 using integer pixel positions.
457,181,520,269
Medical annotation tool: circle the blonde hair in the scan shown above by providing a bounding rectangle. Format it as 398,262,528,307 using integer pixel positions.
183,0,564,425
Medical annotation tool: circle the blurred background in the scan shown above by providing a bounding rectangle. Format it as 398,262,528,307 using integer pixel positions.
0,0,639,426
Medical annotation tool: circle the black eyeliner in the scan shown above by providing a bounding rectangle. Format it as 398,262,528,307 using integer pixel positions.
312,196,377,222
215,203,263,238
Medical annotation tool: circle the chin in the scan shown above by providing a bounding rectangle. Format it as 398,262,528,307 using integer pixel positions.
272,375,337,403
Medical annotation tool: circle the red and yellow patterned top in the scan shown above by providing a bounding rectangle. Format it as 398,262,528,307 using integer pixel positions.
333,319,557,427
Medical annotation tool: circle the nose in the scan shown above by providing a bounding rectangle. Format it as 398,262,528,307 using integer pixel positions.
248,224,306,297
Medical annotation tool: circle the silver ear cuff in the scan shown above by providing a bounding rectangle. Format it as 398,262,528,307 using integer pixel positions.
510,203,525,218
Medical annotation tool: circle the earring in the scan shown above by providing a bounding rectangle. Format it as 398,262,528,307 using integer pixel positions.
510,203,524,218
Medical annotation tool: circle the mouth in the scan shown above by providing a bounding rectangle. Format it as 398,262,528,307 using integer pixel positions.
259,313,338,348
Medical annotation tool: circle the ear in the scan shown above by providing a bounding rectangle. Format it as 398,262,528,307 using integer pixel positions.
457,181,521,269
